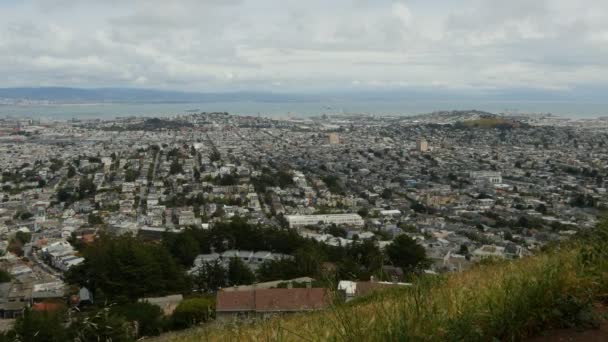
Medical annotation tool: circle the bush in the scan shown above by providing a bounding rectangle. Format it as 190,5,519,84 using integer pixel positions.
0,270,10,283
112,302,165,337
13,308,68,342
171,298,215,330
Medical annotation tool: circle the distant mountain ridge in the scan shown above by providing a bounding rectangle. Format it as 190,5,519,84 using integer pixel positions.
1,85,605,105
0,87,319,104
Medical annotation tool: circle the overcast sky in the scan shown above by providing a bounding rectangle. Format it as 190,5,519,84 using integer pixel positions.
1,0,607,94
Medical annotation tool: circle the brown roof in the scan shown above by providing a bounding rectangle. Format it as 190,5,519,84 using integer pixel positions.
216,288,330,313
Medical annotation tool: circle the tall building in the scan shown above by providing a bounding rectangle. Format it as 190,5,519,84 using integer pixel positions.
416,138,428,152
327,133,340,145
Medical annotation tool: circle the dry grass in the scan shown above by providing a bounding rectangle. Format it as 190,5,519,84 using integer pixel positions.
158,229,608,342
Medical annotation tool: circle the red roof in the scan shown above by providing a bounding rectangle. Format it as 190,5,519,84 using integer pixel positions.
32,302,64,312
216,288,330,313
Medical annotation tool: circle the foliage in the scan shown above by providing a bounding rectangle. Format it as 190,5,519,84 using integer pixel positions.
171,297,215,330
385,234,429,272
170,160,184,175
190,260,226,293
112,302,165,337
209,150,221,162
227,257,255,286
15,231,31,245
13,309,68,342
217,173,238,186
163,230,201,266
170,220,608,342
65,234,190,301
87,213,104,225
0,269,10,283
70,306,135,342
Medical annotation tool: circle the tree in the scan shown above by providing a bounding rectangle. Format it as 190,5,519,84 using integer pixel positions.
209,150,221,162
294,245,324,278
381,188,392,200
69,307,134,342
88,213,104,225
13,309,68,342
458,244,469,256
357,207,369,218
65,234,190,301
327,225,347,238
171,297,215,330
57,187,74,203
112,302,164,337
78,176,96,199
124,168,138,182
169,160,183,175
535,204,548,214
163,230,201,266
227,257,255,286
0,270,10,283
15,231,31,245
257,258,302,282
191,260,226,292
67,165,76,178
385,235,428,273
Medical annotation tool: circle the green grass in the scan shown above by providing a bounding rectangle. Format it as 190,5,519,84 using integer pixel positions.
159,224,608,342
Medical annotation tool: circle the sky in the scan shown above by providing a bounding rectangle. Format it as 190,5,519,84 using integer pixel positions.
1,0,608,95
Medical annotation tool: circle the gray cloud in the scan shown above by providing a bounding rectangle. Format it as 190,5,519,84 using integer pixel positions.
0,0,607,92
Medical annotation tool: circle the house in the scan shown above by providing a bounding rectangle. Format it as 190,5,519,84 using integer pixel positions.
337,280,410,301
472,245,506,261
216,288,330,321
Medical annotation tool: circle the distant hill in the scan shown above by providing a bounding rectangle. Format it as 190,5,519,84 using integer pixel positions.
0,87,319,104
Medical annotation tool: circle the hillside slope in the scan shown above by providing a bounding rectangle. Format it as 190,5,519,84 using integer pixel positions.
157,225,608,342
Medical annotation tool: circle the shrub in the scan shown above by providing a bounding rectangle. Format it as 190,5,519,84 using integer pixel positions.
112,302,165,337
171,298,215,330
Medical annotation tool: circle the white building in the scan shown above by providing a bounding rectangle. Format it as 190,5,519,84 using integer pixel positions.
285,214,364,228
469,171,502,185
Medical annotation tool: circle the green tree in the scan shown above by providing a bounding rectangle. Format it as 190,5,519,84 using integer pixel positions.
69,307,134,342
15,231,31,245
163,230,201,266
294,245,324,278
191,260,226,292
171,297,215,330
0,270,10,283
209,150,221,162
227,257,255,286
67,165,76,178
385,235,428,273
112,302,164,337
169,160,184,175
88,213,104,225
13,309,68,342
65,234,190,301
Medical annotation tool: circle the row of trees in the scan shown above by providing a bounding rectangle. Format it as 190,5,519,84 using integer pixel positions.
65,218,428,301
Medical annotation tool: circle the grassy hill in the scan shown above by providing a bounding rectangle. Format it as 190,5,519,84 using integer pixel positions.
158,224,608,342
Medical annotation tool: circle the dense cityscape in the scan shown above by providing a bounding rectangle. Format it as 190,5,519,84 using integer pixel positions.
0,110,606,338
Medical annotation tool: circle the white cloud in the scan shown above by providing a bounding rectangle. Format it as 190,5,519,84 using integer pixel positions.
0,0,607,93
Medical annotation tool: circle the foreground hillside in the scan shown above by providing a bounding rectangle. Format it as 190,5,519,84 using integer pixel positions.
158,223,608,342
